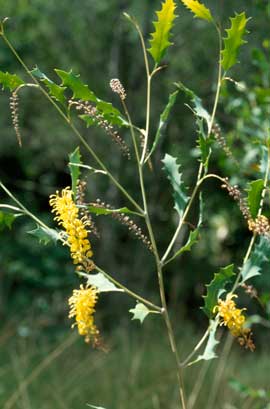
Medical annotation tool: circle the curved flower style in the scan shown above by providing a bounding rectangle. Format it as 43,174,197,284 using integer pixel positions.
49,187,94,267
214,293,255,351
69,284,99,344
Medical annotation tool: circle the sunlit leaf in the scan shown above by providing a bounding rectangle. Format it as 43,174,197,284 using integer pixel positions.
172,228,199,259
203,264,235,318
162,153,189,217
221,12,249,72
246,179,264,219
28,225,60,245
0,211,16,231
86,273,123,292
87,405,107,409
148,0,177,64
0,71,24,91
146,90,179,161
180,0,213,22
68,147,82,197
240,236,270,283
190,319,219,364
129,303,150,323
31,66,66,106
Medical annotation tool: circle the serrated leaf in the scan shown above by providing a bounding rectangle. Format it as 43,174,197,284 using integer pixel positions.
148,0,177,64
197,132,212,168
176,82,211,133
0,211,16,231
146,90,179,161
28,225,60,245
129,303,150,323
180,0,213,22
95,100,125,127
0,71,24,91
240,236,270,283
31,66,66,106
68,147,82,197
190,319,219,365
86,273,123,292
221,12,249,72
55,69,98,102
88,205,141,217
203,264,235,318
173,228,199,258
246,179,264,219
162,153,189,217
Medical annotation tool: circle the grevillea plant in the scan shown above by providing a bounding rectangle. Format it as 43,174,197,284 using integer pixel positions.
0,1,269,408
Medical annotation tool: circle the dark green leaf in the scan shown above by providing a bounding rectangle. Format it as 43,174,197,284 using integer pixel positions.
221,12,249,72
197,132,212,168
31,66,66,106
176,82,211,133
129,303,150,323
0,71,24,91
162,153,189,217
96,100,125,127
148,0,177,64
68,147,82,197
146,90,179,161
247,179,264,219
0,211,16,231
203,264,235,318
55,69,98,102
28,225,60,245
87,205,141,217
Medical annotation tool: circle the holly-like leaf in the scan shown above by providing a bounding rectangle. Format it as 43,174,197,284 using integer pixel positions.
221,12,249,72
31,66,66,106
129,303,150,323
180,0,213,22
0,211,16,231
240,236,270,283
86,273,123,292
197,132,212,169
148,0,177,64
162,153,189,217
202,264,235,318
0,71,24,91
172,228,199,259
190,319,219,365
246,179,264,219
176,82,211,133
146,90,179,162
88,205,141,217
55,69,98,102
68,147,82,197
28,225,60,245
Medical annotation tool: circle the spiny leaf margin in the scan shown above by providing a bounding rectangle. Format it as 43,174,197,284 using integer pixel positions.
180,0,213,22
148,0,178,64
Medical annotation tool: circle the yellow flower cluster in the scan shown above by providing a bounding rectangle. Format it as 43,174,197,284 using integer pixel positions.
214,293,246,337
49,187,93,266
69,285,99,344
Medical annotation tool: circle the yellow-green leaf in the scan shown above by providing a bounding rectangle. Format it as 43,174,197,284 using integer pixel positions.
180,0,213,22
221,12,249,72
148,0,177,64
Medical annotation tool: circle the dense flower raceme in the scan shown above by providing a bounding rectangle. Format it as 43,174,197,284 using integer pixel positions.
49,187,94,268
214,293,255,351
69,285,99,344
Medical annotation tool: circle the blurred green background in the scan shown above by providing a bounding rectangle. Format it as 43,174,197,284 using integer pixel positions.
0,0,270,408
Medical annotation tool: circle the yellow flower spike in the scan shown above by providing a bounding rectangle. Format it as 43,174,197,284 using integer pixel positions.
214,293,255,351
68,285,99,344
49,187,94,270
